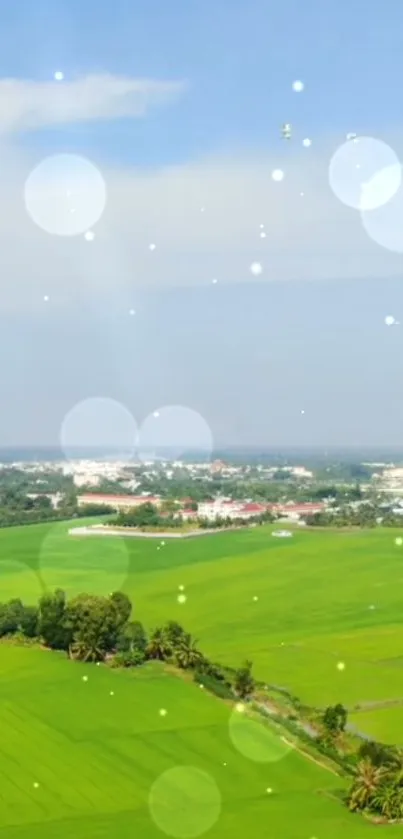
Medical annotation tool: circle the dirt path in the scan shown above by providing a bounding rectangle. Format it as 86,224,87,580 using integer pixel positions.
351,697,403,712
280,736,341,776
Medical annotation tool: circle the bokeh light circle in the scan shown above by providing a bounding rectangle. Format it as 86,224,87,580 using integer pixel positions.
361,171,403,252
250,262,263,275
138,406,213,463
24,154,106,236
39,520,130,599
228,707,292,763
149,766,221,838
60,397,137,461
328,137,401,210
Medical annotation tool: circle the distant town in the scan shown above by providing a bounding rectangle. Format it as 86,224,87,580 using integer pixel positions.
1,454,403,529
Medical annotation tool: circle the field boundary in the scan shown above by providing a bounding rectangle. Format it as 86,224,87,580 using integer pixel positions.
68,524,252,539
280,735,341,776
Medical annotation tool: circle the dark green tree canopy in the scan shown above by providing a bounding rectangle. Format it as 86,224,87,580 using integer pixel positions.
234,660,255,699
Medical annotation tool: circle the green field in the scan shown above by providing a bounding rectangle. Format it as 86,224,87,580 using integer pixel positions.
1,519,403,836
4,520,403,712
0,645,396,839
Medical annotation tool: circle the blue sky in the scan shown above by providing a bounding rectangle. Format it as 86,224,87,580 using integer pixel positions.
1,0,403,450
4,0,403,164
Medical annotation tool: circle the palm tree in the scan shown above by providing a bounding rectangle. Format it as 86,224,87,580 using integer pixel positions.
348,760,388,811
372,784,399,820
146,627,172,661
387,771,403,819
174,633,202,669
392,787,403,819
391,766,403,787
69,634,104,662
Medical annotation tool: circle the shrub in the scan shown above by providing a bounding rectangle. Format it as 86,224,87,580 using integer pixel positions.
358,740,399,767
193,669,233,699
113,649,146,668
19,606,39,638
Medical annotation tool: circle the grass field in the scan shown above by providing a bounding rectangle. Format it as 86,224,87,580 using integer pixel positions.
0,644,398,839
2,521,403,736
2,521,403,835
350,706,403,746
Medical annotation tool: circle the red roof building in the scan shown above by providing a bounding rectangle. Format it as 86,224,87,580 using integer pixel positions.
269,502,324,516
240,502,267,514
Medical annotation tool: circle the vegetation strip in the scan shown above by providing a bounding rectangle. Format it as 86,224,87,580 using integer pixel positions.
1,584,402,823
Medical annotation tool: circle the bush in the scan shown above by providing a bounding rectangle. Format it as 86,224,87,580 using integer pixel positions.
193,669,233,699
197,658,227,680
20,606,39,638
0,600,24,636
116,620,148,654
358,740,399,767
113,649,146,668
234,660,255,698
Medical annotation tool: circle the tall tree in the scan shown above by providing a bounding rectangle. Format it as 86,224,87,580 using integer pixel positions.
174,633,202,670
38,589,69,649
19,605,39,638
0,599,24,635
109,592,132,627
358,740,399,768
163,621,187,646
65,594,121,661
348,760,388,812
234,660,254,699
147,627,172,660
117,620,148,654
322,703,347,735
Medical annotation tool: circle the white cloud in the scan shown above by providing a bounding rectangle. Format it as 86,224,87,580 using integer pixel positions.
0,74,186,133
0,142,402,312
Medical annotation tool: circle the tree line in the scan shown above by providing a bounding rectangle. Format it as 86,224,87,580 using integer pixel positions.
0,589,255,699
111,502,275,531
348,748,403,820
306,503,403,529
309,701,403,821
3,587,403,821
0,489,115,528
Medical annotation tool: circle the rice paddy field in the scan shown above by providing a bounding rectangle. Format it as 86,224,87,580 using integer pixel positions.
1,519,403,836
0,645,377,839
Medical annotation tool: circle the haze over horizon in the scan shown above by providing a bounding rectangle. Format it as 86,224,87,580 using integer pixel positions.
2,0,403,449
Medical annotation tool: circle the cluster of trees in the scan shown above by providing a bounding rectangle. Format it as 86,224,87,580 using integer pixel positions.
0,467,73,496
112,502,274,531
198,511,274,529
131,478,371,510
0,494,57,528
78,502,115,517
348,750,403,820
306,503,377,528
306,501,403,529
314,462,373,482
321,702,348,742
0,588,255,700
112,502,185,530
8,583,403,824
319,703,403,821
0,599,39,638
